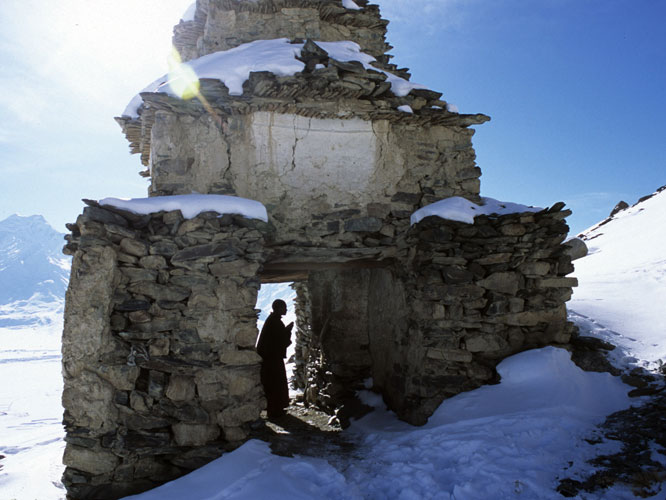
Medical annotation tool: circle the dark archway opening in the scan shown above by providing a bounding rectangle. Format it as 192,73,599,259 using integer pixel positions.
256,257,408,429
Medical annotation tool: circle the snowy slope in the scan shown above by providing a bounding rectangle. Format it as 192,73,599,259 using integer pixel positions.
0,214,70,327
570,187,666,369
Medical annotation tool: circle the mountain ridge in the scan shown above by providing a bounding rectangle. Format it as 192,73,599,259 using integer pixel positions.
0,214,70,327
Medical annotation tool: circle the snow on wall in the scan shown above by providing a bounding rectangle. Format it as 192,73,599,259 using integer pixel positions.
99,193,268,222
411,196,542,225
123,39,427,118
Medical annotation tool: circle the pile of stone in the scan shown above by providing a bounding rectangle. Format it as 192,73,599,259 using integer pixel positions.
61,200,271,499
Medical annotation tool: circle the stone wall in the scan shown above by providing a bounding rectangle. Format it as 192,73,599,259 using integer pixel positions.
61,202,270,499
294,203,576,425
174,0,391,63
148,111,482,243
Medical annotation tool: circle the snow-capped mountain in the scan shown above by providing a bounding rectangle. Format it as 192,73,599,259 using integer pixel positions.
0,214,70,327
571,186,666,368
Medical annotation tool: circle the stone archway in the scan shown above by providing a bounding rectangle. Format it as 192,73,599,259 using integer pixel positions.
259,257,411,427
61,199,576,499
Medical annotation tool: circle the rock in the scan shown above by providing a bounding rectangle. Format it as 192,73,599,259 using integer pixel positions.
426,348,473,363
172,241,240,262
150,240,180,256
115,299,151,312
172,424,220,447
120,267,157,283
518,261,550,276
165,376,196,402
563,238,588,261
139,255,168,269
344,217,383,232
464,333,508,353
120,238,148,257
609,200,629,217
477,272,521,295
221,426,248,442
127,282,191,302
217,404,262,427
63,446,119,475
123,413,172,431
537,277,578,288
219,350,262,366
82,206,128,227
94,365,140,391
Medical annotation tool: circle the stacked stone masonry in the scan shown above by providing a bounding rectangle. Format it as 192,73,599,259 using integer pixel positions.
61,202,270,499
174,0,392,64
293,204,576,426
61,197,576,497
63,0,579,498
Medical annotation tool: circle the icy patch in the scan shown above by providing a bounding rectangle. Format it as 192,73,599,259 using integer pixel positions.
411,196,542,225
123,39,427,117
99,194,268,222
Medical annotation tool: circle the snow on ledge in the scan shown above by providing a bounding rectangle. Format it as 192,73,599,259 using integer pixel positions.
99,194,268,222
342,0,362,10
181,2,196,22
122,39,426,118
411,196,542,226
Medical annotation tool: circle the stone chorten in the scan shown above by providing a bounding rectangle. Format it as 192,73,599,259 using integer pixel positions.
62,1,577,498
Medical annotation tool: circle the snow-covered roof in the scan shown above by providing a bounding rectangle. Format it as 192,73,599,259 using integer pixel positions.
122,39,427,118
410,197,542,226
99,194,268,222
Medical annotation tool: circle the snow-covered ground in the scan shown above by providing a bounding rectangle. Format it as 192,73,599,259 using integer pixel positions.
0,310,66,500
570,188,666,371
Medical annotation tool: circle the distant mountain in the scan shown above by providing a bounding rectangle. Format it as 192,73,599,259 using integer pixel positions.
0,214,70,327
570,186,666,366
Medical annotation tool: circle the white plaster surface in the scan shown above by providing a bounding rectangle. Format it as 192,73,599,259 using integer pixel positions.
244,112,382,206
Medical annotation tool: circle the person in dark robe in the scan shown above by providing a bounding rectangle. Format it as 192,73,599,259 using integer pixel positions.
256,299,293,418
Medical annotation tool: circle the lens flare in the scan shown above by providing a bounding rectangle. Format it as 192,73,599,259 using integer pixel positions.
166,47,222,128
167,47,200,100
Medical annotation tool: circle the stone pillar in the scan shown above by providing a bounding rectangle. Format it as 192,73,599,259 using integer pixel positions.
392,203,577,424
304,269,373,412
291,282,312,391
61,202,269,499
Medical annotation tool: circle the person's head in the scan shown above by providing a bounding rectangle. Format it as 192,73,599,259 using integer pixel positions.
272,299,287,316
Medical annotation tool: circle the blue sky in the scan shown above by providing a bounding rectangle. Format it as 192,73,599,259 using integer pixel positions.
0,0,664,235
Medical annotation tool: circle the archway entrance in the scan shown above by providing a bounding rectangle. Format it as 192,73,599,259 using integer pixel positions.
256,257,408,428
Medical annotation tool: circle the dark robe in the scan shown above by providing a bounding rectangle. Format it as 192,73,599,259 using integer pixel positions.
256,313,292,416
